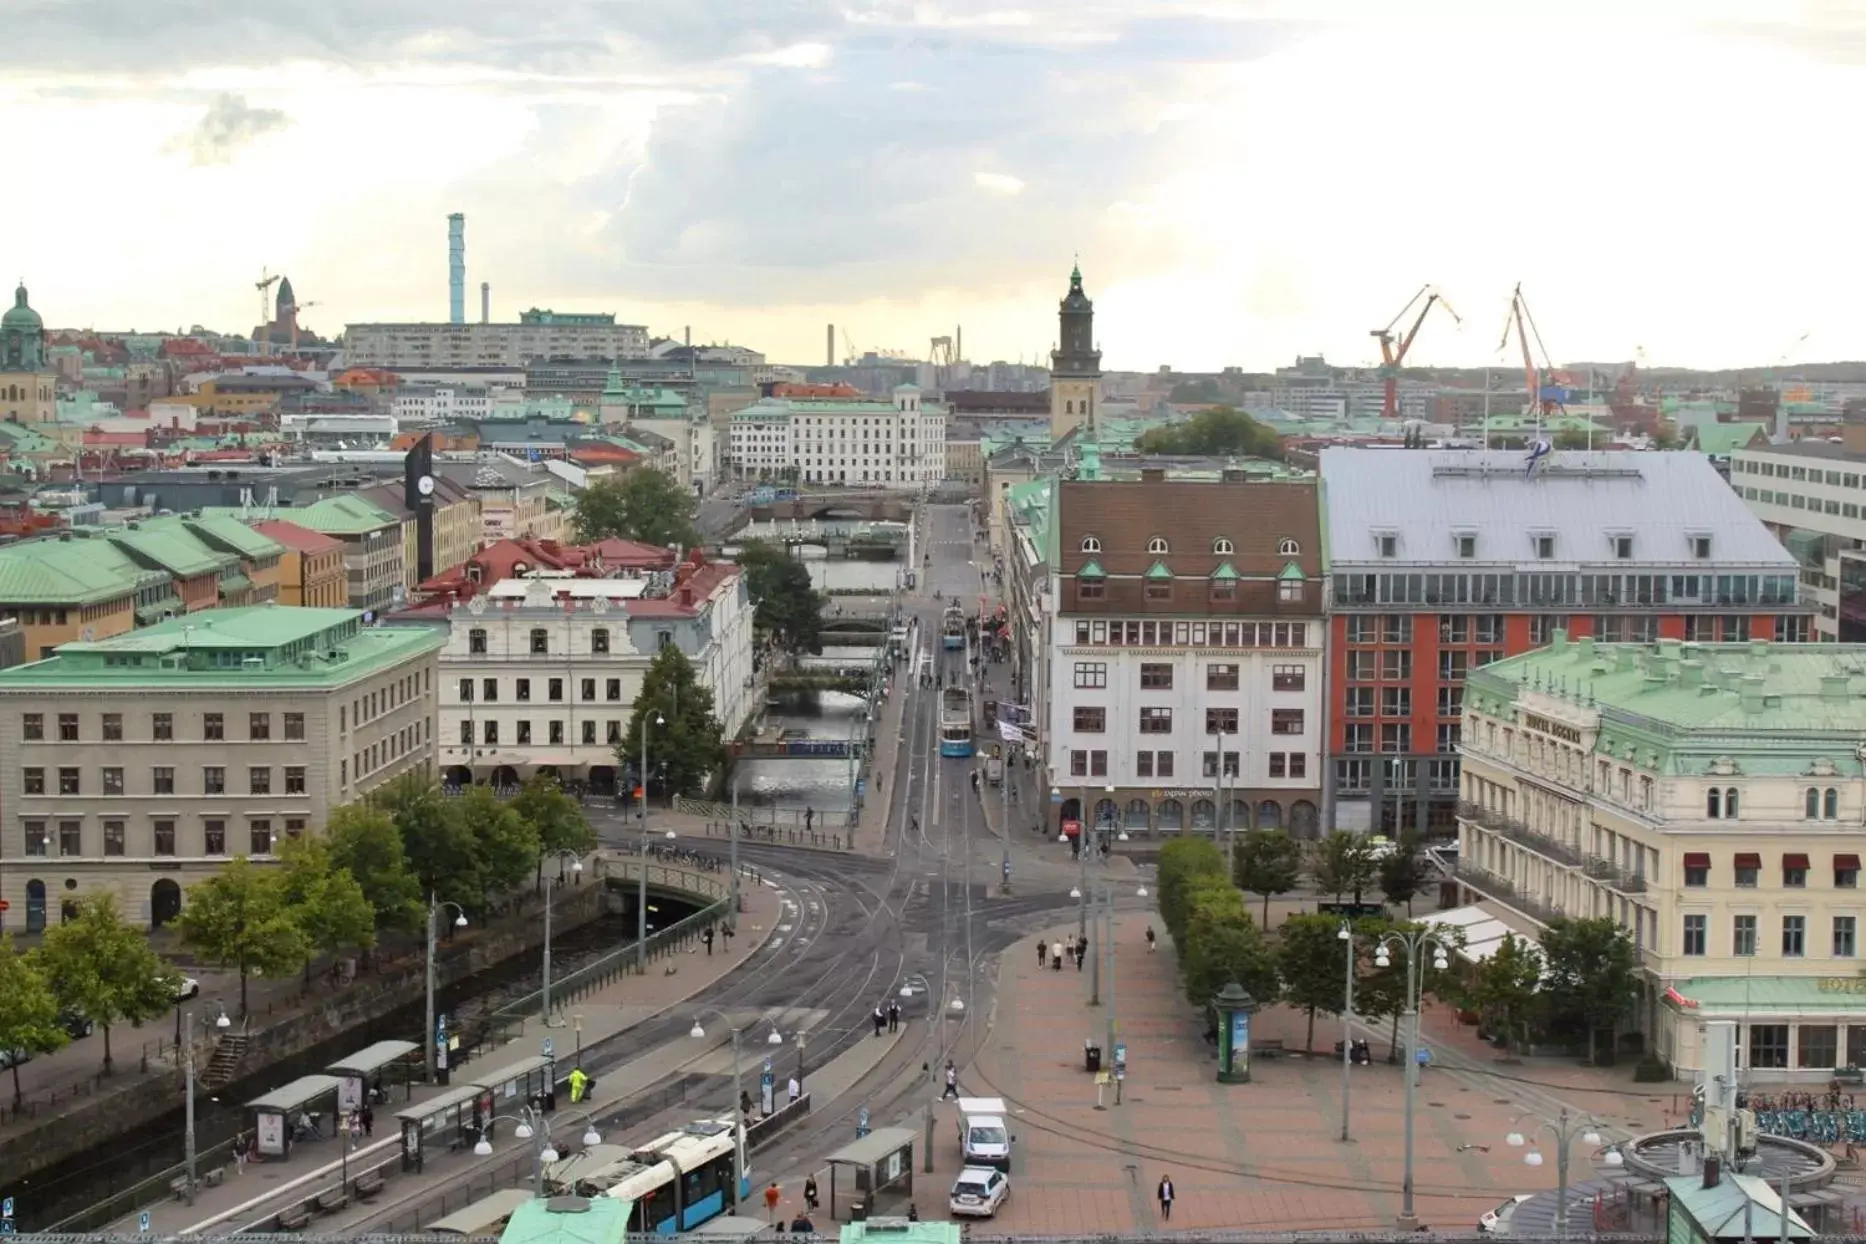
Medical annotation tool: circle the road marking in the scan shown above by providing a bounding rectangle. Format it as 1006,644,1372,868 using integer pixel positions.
778,924,794,932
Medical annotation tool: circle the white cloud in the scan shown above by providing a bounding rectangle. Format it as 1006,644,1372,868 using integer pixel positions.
972,171,1025,195
172,93,288,165
738,42,833,68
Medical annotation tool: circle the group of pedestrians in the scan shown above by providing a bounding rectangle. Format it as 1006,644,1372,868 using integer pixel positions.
870,1000,902,1035
1039,934,1090,972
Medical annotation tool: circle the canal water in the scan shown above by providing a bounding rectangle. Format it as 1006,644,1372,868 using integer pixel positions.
730,520,911,596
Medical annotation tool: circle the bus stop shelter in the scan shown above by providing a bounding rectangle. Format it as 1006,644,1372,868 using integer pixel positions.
393,1050,558,1174
246,1074,342,1159
823,1127,915,1221
328,1039,419,1110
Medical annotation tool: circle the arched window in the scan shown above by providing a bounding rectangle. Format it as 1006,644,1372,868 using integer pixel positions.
1807,787,1821,819
1278,537,1301,556
1147,536,1170,555
1826,787,1840,819
1212,538,1234,555
1724,787,1739,818
1080,536,1101,553
1707,788,1722,818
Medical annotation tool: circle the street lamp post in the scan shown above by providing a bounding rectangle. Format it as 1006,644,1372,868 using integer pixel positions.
1337,922,1355,1143
639,711,664,972
1507,1107,1620,1242
541,852,584,1026
423,893,469,1084
691,1010,783,1203
1070,880,1148,1103
183,1004,231,1204
1373,928,1453,1226
473,1105,603,1195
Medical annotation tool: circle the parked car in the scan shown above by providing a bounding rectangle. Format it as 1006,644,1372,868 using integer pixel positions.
949,1166,1009,1218
0,1049,29,1071
59,1009,94,1040
172,976,201,1001
1479,1193,1535,1234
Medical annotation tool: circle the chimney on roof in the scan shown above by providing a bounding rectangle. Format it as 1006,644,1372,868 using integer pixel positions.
1821,673,1851,701
678,587,694,607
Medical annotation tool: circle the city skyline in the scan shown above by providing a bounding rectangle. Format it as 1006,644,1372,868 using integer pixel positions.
6,1,1865,370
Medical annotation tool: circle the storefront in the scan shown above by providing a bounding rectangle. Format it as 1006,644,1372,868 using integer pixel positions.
1663,976,1866,1080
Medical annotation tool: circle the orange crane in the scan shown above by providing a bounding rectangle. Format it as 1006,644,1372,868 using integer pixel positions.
254,269,279,357
1498,283,1562,420
1372,285,1460,420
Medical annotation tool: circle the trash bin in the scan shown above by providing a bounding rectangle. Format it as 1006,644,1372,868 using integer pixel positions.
1085,1043,1102,1073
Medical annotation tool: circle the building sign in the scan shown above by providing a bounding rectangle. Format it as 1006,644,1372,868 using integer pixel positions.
1156,789,1218,800
1522,713,1582,745
1815,978,1866,995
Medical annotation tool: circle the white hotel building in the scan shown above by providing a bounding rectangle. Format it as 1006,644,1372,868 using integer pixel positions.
727,385,946,488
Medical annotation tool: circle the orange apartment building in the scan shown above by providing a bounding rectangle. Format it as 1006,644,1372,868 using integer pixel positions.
251,520,348,607
1319,449,1812,837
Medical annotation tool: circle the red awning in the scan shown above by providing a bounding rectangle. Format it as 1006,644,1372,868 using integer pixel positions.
1683,852,1711,869
1734,852,1763,869
1837,854,1861,871
1783,853,1811,870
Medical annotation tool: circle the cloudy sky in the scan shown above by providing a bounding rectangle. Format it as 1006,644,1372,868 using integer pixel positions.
4,0,1863,371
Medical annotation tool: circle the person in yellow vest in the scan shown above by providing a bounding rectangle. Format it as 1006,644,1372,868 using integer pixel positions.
569,1067,591,1104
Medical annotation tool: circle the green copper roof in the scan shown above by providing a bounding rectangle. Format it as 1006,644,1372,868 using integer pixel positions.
1670,976,1866,1014
239,495,400,536
183,514,284,560
1688,421,1768,456
1210,561,1238,581
0,542,137,605
98,524,237,578
1277,561,1305,581
1078,559,1104,578
0,606,443,690
1144,560,1172,580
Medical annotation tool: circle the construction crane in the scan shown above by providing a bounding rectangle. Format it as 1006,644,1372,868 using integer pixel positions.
1498,283,1565,423
285,300,320,352
254,269,280,357
1371,285,1460,421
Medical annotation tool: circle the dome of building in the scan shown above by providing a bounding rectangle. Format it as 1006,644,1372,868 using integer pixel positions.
275,276,295,317
2,284,42,332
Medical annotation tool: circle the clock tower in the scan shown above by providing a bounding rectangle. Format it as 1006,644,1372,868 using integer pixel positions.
1049,262,1103,442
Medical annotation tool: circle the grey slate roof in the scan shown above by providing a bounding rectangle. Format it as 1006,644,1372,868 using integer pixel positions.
1319,448,1796,568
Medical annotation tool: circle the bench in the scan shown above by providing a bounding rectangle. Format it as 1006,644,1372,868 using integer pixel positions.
276,1205,312,1232
202,1167,225,1188
169,1177,190,1201
1254,1038,1287,1059
315,1188,350,1214
354,1171,385,1200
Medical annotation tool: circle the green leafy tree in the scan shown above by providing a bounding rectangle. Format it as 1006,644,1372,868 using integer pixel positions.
511,774,597,891
1538,916,1639,1065
1276,913,1349,1053
619,644,727,799
1133,407,1284,459
733,540,825,655
372,774,483,908
278,836,377,983
175,859,313,1018
456,785,541,901
1377,835,1430,914
572,471,699,547
1155,837,1228,950
40,893,180,1071
1312,832,1379,906
324,802,424,933
1180,881,1278,1009
1234,830,1303,926
0,937,68,1103
1469,932,1544,1053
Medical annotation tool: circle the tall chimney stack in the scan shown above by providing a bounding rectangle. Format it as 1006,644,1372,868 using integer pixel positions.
480,282,490,324
447,213,466,324
827,324,835,368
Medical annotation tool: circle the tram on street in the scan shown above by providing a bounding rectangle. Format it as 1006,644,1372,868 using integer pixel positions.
941,603,966,650
581,1116,748,1234
940,686,975,757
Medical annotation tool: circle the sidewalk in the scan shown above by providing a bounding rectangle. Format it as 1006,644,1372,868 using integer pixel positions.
125,878,788,1237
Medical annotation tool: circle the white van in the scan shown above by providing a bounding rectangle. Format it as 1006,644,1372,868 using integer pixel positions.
955,1096,1013,1170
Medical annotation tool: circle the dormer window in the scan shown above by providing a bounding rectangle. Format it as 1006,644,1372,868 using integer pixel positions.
1147,537,1170,555
1533,534,1555,560
1077,560,1105,600
1080,536,1101,554
1277,537,1300,556
1376,532,1398,559
1611,534,1633,560
1454,533,1477,559
1691,534,1712,560
1213,538,1235,556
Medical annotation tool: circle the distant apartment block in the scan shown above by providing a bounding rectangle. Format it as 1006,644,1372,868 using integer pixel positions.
344,311,651,369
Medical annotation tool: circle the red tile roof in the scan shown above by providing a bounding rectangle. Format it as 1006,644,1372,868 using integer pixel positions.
251,519,344,554
416,537,680,598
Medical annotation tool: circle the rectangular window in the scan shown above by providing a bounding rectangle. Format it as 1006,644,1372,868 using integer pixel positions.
1090,750,1108,777
484,720,499,745
102,767,123,796
481,678,498,703
1841,862,1861,889
607,679,622,701
1784,915,1806,957
103,819,125,856
203,818,228,855
1380,724,1412,752
1145,578,1172,601
203,766,225,795
592,628,610,654
1155,751,1174,777
284,712,305,741
516,678,532,702
249,767,271,796
517,720,533,745
1346,652,1376,681
1073,662,1108,689
21,713,41,741
581,721,597,745
1206,707,1239,734
1288,752,1306,779
1683,914,1707,955
1136,751,1153,778
1139,707,1173,734
284,766,306,795
548,678,565,702
607,720,622,745
469,629,488,654
22,820,44,856
581,678,596,702
101,713,122,742
1733,915,1756,956
458,678,473,703
1836,916,1857,958
1748,1023,1788,1068
58,820,81,856
1381,687,1412,716
21,767,43,795
1207,664,1240,691
1069,749,1088,778
1271,664,1305,691
459,720,473,745
1073,707,1106,732
1799,1025,1839,1070
286,817,306,838
1139,663,1173,690
57,767,79,796
1270,709,1305,735
250,821,273,856
1381,650,1412,680
1343,724,1374,753
249,712,270,741
203,713,223,741
1736,862,1759,887
152,766,174,795
549,720,565,744
1269,752,1286,778
58,714,78,742
530,628,550,654
1344,687,1375,718
153,819,175,856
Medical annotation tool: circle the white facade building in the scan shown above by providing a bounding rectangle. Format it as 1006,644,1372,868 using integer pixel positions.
393,385,518,423
435,563,755,792
344,313,651,370
727,385,946,488
1729,437,1866,639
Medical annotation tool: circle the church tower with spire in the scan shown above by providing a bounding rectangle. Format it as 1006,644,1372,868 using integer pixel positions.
0,283,55,423
1049,260,1103,442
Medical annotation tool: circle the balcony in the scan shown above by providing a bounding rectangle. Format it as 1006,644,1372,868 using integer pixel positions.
1446,859,1568,927
1582,853,1649,895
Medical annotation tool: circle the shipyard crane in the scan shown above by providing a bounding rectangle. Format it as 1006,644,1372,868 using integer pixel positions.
285,300,320,352
254,269,280,357
1371,285,1460,421
1499,283,1564,422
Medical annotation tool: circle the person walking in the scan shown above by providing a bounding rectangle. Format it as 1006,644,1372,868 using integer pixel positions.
764,1181,782,1225
887,1001,901,1032
702,926,715,956
1157,1174,1176,1221
805,806,815,832
569,1066,591,1104
872,1004,887,1036
804,1173,820,1211
941,1061,959,1100
1037,939,1048,970
1050,940,1064,971
1076,934,1088,970
360,1102,374,1138
1146,925,1157,953
787,1074,801,1105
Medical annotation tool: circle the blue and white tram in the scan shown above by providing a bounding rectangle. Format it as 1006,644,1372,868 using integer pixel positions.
596,1116,749,1234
